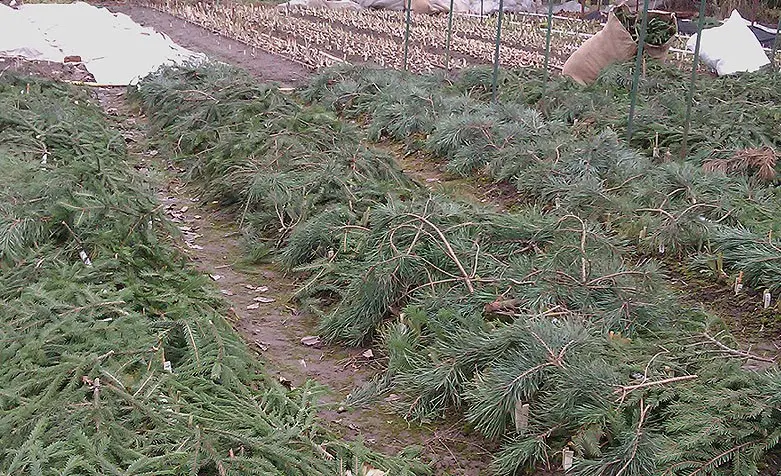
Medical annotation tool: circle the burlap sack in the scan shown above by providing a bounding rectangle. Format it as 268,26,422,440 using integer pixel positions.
562,9,637,85
644,10,677,60
411,0,468,13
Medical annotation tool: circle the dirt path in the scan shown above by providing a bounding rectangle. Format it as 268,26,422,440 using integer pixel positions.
83,81,494,475
156,177,494,474
101,2,311,87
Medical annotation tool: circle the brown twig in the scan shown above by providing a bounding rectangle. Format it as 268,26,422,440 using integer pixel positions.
702,332,776,363
405,213,475,293
614,399,649,476
615,374,698,404
686,441,755,476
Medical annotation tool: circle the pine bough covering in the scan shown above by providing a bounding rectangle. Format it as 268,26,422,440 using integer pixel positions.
303,63,781,295
0,73,426,475
133,64,781,475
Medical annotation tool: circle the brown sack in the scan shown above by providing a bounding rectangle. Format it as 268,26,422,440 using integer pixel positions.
562,9,637,85
644,10,678,60
410,0,433,13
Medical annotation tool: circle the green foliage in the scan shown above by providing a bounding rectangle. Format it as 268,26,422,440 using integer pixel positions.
0,73,427,475
303,64,781,297
135,63,781,476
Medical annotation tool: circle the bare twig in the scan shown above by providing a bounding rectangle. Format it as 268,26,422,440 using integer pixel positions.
615,374,698,404
702,332,775,363
405,213,475,293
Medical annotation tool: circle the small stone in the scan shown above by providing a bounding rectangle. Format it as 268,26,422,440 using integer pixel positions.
301,336,321,346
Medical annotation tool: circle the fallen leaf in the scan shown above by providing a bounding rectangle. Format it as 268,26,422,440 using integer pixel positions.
362,463,385,476
246,303,260,310
244,284,255,290
362,349,374,359
301,336,321,346
253,296,275,303
210,274,223,281
220,289,234,296
278,376,293,390
255,286,269,293
299,359,307,368
253,340,269,351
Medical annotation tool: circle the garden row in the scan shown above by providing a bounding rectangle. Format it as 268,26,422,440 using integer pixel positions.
133,63,781,475
304,63,781,296
0,73,423,475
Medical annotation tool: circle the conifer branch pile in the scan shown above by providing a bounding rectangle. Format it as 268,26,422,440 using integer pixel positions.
0,73,426,475
303,63,781,295
133,63,781,475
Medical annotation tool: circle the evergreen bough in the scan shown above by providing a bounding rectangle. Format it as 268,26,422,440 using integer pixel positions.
133,64,781,475
0,73,427,475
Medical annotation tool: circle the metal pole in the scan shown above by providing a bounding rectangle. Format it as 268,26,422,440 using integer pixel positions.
446,0,455,70
771,16,781,71
541,0,554,104
403,0,412,71
480,0,484,21
680,0,708,159
626,0,650,141
491,0,505,102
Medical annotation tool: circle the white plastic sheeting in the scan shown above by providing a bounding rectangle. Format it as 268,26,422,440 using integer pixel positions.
0,2,203,84
686,10,771,76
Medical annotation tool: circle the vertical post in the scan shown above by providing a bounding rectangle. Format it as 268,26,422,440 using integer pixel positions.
771,16,781,71
680,0,708,159
480,0,484,20
626,0,650,141
491,0,505,102
446,0,455,70
403,0,413,71
541,0,554,103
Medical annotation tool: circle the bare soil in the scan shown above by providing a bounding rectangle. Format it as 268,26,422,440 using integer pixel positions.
101,2,312,87
666,262,781,370
0,57,94,82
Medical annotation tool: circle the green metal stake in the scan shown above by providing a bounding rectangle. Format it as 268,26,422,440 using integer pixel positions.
680,0,708,159
403,0,412,71
491,0,505,102
771,16,781,71
541,0,554,105
480,0,484,21
446,0,455,70
626,0,650,141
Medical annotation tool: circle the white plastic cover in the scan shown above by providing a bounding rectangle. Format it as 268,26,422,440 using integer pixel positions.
0,2,203,85
0,4,62,61
686,10,770,76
